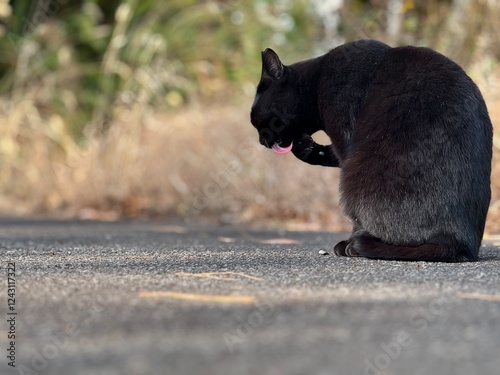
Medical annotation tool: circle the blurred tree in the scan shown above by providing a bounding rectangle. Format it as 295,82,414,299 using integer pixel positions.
0,0,498,124
339,0,499,69
436,0,489,66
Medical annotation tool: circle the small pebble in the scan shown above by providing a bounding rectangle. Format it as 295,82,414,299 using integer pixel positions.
319,249,329,255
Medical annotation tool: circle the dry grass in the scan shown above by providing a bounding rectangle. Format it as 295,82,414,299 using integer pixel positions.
1,66,500,235
486,96,500,235
2,1,500,236
5,100,347,230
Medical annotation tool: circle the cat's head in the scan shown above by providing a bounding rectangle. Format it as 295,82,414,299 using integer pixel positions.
250,48,303,152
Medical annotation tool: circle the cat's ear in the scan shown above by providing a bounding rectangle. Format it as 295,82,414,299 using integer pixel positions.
261,48,284,80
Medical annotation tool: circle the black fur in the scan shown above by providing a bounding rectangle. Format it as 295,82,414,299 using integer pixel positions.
250,39,492,262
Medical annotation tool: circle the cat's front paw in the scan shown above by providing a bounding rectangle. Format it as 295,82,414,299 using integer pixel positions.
291,134,339,167
292,134,315,158
333,240,360,257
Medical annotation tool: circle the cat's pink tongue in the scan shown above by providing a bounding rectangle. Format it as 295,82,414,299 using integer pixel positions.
272,142,293,154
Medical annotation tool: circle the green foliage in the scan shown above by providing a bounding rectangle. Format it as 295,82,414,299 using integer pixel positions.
0,0,319,136
2,0,496,139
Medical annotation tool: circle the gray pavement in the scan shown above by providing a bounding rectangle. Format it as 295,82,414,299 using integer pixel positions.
0,217,499,375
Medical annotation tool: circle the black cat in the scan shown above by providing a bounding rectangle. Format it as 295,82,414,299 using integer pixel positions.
250,39,492,262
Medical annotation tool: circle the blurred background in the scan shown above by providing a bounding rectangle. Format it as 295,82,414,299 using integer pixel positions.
0,0,499,232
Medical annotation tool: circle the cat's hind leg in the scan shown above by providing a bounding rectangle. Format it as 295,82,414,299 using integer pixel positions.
333,241,362,257
333,240,349,256
346,231,477,262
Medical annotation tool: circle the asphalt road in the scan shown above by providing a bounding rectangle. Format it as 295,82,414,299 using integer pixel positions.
0,217,499,375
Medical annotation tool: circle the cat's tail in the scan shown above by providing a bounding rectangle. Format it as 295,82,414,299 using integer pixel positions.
339,233,478,262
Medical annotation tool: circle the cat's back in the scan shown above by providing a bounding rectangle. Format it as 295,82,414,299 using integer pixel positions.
351,44,491,154
369,45,481,105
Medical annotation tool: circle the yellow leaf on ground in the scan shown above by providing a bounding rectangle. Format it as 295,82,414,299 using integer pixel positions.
138,291,255,304
457,292,500,302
